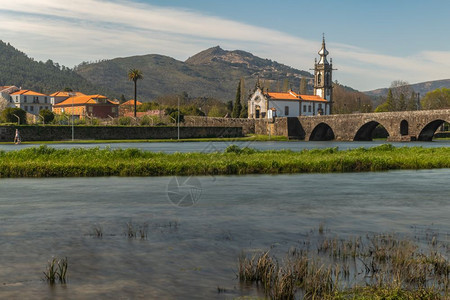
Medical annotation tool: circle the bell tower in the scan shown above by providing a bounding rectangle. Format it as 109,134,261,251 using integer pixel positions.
314,35,333,114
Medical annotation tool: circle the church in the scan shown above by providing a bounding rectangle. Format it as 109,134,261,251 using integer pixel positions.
248,37,333,119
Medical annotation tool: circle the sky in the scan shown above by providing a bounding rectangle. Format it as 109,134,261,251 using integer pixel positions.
0,0,449,91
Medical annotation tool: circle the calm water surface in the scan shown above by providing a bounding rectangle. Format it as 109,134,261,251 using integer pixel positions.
0,140,449,153
0,170,449,299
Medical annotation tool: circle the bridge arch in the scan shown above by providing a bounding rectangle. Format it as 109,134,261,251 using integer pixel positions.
354,121,390,141
309,122,335,141
418,119,448,141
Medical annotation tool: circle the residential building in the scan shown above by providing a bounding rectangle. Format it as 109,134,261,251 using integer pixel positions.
49,91,86,105
9,89,51,115
52,94,119,119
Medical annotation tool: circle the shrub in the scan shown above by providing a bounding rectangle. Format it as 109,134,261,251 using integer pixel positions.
39,109,55,124
1,107,27,124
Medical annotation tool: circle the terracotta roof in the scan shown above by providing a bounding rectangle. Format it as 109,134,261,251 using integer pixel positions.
299,95,327,102
10,89,48,96
54,94,118,106
265,90,327,102
121,99,143,106
49,91,86,97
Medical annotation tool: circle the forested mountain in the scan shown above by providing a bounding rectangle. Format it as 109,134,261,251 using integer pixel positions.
0,40,105,95
364,79,450,98
75,46,314,102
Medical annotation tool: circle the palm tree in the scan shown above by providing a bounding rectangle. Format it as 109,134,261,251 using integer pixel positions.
127,69,143,117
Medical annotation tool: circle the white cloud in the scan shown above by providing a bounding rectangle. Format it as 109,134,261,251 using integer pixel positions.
0,0,449,91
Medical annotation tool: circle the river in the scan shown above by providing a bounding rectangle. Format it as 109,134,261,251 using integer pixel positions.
0,139,449,153
0,169,449,299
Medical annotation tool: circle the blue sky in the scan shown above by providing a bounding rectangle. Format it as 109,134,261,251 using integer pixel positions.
1,0,449,91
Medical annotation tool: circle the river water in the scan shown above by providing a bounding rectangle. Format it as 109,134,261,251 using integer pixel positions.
0,140,449,153
0,169,449,299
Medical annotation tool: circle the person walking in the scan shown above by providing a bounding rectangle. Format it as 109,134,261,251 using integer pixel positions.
14,129,21,144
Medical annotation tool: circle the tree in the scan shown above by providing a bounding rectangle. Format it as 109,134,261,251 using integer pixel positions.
226,100,233,114
398,93,406,111
127,69,143,118
299,76,307,94
232,80,242,118
1,107,27,124
0,96,8,112
376,89,394,112
406,92,418,111
421,88,450,110
39,109,55,124
119,94,127,104
282,79,290,92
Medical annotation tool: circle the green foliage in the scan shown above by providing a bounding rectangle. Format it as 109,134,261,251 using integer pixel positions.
137,102,160,112
0,145,449,178
1,107,27,124
39,109,55,124
299,76,308,94
421,87,450,110
232,80,242,118
118,116,132,125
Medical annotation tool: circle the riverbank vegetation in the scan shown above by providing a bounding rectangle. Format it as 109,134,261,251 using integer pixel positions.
238,230,449,299
0,144,449,178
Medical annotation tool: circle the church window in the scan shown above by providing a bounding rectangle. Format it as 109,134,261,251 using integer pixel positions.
308,106,311,113
284,106,289,116
318,73,321,84
303,105,307,113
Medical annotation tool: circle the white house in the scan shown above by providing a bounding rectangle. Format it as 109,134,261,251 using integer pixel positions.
9,90,51,115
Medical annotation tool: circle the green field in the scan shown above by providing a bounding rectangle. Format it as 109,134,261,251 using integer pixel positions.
0,144,449,178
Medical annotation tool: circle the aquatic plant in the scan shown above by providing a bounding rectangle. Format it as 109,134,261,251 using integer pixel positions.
43,257,68,284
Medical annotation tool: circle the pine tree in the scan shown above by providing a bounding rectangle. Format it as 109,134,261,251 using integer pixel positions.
406,91,417,111
398,93,406,111
299,76,307,94
232,80,242,118
386,89,394,111
282,79,289,92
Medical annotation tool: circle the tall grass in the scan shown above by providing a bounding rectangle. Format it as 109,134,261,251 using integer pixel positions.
238,231,449,299
0,144,449,177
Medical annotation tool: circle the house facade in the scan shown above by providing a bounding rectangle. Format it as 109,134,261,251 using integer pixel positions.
248,37,333,119
53,94,119,119
9,89,52,115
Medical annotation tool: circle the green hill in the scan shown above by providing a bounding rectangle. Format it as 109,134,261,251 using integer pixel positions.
75,46,314,101
0,40,105,95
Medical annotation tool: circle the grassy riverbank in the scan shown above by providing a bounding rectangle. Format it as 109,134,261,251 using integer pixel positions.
0,144,449,178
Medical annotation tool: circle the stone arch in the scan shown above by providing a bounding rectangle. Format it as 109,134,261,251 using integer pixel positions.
309,122,335,141
400,120,409,136
418,119,447,141
354,121,390,141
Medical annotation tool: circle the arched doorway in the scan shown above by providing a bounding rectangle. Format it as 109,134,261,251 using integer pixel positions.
418,119,446,141
309,122,335,141
400,120,409,136
255,106,260,119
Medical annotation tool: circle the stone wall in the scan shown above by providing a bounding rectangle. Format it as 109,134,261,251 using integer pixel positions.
0,125,243,142
183,116,255,135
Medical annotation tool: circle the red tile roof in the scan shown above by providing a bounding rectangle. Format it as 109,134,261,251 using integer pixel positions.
54,95,118,106
265,90,327,102
121,99,143,106
49,91,86,97
10,89,48,96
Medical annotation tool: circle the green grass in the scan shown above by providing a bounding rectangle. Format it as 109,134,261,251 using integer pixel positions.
0,144,449,178
0,134,289,144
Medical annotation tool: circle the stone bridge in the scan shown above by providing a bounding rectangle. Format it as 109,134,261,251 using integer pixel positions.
291,109,450,141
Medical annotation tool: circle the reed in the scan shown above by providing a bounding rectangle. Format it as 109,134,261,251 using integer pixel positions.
0,144,449,178
238,230,449,299
43,257,68,284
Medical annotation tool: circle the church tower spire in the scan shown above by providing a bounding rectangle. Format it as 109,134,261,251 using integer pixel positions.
314,35,333,114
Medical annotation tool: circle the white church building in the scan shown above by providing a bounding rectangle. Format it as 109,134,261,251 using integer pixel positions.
248,37,334,119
